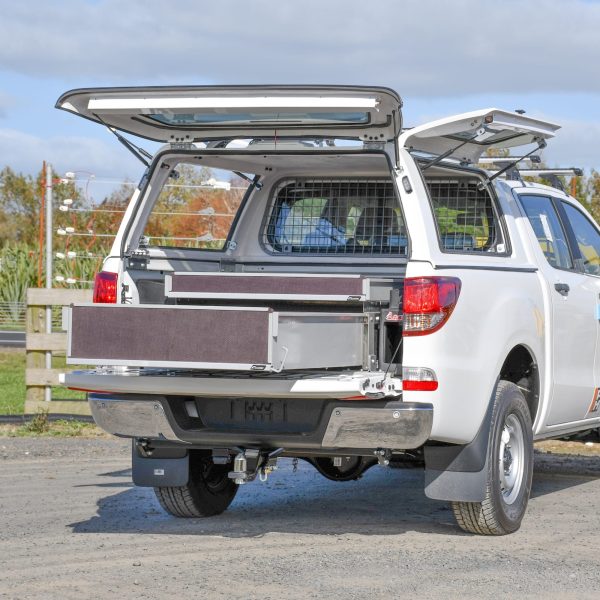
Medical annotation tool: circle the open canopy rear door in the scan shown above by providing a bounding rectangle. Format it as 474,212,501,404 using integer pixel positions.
400,108,560,163
56,85,402,143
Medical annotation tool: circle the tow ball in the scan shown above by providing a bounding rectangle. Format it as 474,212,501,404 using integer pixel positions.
374,448,392,466
228,448,284,484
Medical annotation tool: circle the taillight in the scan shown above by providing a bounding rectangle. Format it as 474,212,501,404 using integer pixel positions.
402,366,438,391
403,276,461,336
93,271,118,303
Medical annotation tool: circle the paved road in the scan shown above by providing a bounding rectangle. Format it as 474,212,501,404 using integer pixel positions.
1,437,600,600
0,330,25,348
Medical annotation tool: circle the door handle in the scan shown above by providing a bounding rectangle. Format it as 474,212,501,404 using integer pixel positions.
554,283,570,296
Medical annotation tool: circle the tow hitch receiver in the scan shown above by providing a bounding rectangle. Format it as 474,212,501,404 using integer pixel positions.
374,448,392,466
228,448,284,484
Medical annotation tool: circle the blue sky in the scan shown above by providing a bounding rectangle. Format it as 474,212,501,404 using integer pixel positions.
1,0,600,198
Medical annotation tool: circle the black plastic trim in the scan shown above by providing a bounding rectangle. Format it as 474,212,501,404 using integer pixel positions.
432,264,538,273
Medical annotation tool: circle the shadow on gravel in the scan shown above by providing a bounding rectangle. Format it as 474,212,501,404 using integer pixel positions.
69,454,600,538
73,469,133,488
69,464,465,538
75,468,134,489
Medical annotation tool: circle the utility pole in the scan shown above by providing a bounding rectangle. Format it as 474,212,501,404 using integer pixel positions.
38,162,45,288
45,163,53,402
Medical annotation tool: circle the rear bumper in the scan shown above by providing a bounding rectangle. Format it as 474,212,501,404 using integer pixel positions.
89,394,433,451
89,396,181,442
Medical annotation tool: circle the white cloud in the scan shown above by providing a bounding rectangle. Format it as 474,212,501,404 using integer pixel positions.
538,118,600,172
0,0,599,96
0,128,142,185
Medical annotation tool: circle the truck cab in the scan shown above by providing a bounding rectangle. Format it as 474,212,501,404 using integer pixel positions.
57,85,600,534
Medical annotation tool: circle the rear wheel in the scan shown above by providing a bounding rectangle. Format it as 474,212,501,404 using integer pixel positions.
452,380,533,535
155,451,238,518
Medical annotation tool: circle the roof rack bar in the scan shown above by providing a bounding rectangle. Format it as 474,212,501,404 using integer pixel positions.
519,168,583,177
478,155,541,166
520,168,583,193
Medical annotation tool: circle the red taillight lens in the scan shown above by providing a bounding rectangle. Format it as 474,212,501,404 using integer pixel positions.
402,380,439,391
93,271,118,304
403,276,461,336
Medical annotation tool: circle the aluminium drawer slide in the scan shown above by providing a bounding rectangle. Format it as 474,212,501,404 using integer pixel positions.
66,303,365,372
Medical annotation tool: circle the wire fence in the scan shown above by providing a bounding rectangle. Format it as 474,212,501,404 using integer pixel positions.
0,301,62,330
0,301,26,329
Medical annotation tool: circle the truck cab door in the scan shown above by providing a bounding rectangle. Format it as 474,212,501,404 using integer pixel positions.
559,199,600,420
518,193,598,427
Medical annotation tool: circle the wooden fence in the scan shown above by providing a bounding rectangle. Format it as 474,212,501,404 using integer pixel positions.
25,288,92,415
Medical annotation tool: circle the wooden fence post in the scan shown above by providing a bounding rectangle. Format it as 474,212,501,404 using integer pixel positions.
25,303,46,405
24,288,93,415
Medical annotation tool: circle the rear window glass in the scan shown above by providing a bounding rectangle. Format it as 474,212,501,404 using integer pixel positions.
148,112,369,126
264,178,408,256
142,163,250,250
426,179,506,253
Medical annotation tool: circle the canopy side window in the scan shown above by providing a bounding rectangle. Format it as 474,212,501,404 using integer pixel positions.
425,178,506,254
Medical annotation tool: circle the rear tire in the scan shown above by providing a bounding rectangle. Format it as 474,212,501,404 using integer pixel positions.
452,380,533,535
154,451,238,518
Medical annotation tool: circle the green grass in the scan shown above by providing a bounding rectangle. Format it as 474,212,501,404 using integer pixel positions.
0,350,27,414
0,349,85,414
0,416,106,437
0,417,103,438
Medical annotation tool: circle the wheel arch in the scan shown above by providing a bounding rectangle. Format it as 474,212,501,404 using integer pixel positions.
498,344,540,428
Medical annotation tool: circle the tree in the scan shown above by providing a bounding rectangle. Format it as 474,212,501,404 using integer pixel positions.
143,164,247,249
0,166,80,247
584,170,600,223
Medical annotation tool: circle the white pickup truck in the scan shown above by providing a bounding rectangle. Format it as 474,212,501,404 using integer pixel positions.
58,85,600,535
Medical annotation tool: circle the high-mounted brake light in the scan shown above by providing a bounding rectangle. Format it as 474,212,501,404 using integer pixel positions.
93,271,118,304
403,276,461,336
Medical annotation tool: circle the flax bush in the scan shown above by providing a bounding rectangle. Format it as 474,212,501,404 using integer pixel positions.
0,243,37,322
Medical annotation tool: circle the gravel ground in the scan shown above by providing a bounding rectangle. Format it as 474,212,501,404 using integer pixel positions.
1,437,600,600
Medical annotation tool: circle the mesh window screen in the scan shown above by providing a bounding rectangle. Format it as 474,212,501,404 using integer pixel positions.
427,179,504,253
264,179,408,255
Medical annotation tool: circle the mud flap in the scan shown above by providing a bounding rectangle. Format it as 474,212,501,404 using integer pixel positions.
424,393,495,502
424,457,488,502
132,443,189,487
